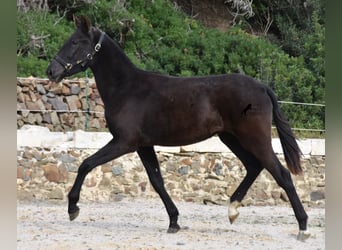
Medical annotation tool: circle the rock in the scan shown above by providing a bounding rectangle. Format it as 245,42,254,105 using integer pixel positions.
255,189,269,200
47,188,64,200
58,165,69,183
95,97,104,106
124,185,138,195
191,160,203,173
271,190,281,200
166,182,176,190
26,101,40,110
59,113,73,126
180,157,192,166
28,149,42,161
57,153,77,164
50,112,60,125
310,190,325,201
46,92,55,98
85,176,96,187
17,166,24,179
70,84,81,95
18,158,33,168
47,97,69,111
42,163,68,183
99,176,112,189
17,102,26,111
132,174,140,183
27,113,37,124
190,182,200,191
66,95,81,110
178,166,189,175
89,119,101,129
69,150,81,158
49,83,63,94
62,85,71,95
241,197,253,206
101,164,112,173
17,190,35,201
110,193,126,202
112,165,124,176
43,164,59,182
213,163,223,176
36,84,46,94
42,113,52,124
22,150,34,159
94,105,104,118
35,99,46,111
203,182,215,193
65,163,78,172
22,86,30,92
139,181,148,192
166,162,178,172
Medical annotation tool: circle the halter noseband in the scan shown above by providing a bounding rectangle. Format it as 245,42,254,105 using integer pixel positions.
54,30,105,72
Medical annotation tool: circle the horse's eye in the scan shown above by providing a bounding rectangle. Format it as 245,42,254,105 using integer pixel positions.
72,40,78,45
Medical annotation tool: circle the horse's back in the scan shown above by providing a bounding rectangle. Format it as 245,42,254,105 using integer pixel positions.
131,72,272,146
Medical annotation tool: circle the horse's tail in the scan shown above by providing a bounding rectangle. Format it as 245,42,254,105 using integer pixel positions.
266,87,303,175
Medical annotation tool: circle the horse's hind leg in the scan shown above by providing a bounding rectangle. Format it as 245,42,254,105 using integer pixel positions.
219,132,263,223
238,135,310,240
137,146,180,233
264,155,310,240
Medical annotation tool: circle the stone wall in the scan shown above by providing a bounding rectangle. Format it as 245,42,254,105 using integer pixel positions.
17,77,107,131
17,126,325,208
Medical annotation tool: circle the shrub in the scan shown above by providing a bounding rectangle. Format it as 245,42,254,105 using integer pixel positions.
17,10,74,77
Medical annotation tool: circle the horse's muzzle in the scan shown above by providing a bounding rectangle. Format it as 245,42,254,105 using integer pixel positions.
46,61,65,83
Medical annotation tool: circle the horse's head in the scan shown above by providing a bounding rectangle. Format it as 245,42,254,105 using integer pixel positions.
46,16,105,82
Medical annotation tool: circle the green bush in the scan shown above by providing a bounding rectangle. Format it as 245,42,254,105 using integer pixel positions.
17,10,74,77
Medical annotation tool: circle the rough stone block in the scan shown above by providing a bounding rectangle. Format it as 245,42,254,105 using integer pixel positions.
43,164,59,182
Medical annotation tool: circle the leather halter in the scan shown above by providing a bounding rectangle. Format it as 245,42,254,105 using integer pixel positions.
53,30,105,72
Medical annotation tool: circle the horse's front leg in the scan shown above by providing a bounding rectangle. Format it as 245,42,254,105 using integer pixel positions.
137,146,181,233
68,138,135,220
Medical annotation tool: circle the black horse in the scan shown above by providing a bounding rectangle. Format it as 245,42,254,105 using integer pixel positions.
46,16,310,241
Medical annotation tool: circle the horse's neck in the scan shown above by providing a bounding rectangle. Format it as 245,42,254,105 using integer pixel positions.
90,34,138,104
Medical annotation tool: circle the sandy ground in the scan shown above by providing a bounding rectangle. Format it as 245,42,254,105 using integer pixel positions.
17,198,324,250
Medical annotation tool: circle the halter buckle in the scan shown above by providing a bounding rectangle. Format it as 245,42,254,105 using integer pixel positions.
87,53,93,60
95,43,101,52
65,63,73,71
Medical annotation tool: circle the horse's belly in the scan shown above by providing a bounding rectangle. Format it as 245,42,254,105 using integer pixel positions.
151,112,224,146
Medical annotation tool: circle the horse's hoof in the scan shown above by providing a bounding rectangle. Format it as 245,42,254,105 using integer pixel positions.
297,230,310,241
69,208,80,221
167,224,181,233
229,212,239,224
228,200,240,224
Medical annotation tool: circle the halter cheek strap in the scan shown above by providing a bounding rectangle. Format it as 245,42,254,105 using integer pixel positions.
54,30,106,72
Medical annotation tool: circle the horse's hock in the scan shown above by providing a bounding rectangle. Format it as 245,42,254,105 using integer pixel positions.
17,127,325,208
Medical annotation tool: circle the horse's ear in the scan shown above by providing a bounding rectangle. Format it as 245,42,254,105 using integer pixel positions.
73,15,91,34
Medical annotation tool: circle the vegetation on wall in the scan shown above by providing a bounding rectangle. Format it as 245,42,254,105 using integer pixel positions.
17,0,325,134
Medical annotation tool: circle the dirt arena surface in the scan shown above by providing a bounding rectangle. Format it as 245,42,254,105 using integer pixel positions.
17,198,324,250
